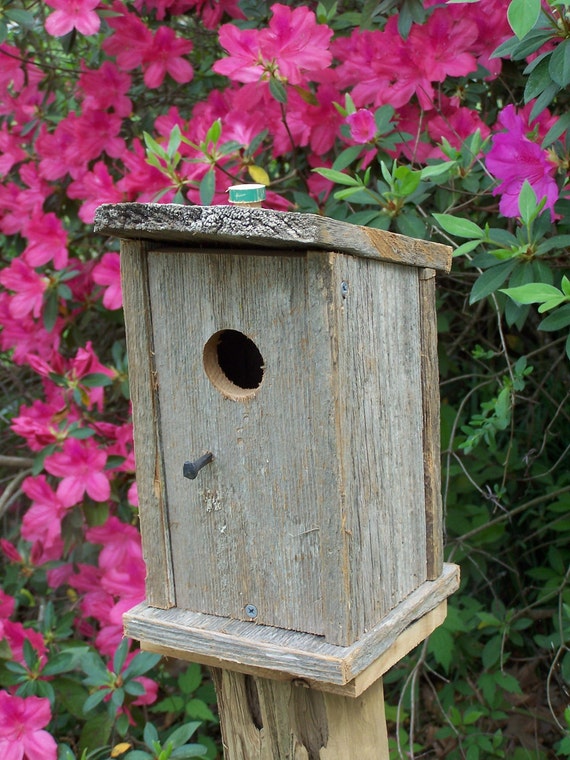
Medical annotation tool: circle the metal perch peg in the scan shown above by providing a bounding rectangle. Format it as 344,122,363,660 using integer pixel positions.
183,452,214,480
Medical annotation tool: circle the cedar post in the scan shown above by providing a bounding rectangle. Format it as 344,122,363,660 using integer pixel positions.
94,202,459,758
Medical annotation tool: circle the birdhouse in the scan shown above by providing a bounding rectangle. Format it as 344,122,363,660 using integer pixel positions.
94,202,459,693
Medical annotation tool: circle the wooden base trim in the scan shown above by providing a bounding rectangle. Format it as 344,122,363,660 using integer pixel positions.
124,563,459,695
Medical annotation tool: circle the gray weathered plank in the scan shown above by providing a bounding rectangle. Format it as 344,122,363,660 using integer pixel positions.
419,268,444,578
123,563,459,686
94,203,452,272
121,241,175,608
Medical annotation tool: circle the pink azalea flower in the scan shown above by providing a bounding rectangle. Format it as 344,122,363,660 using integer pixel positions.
78,62,132,117
103,3,154,71
23,211,68,269
44,0,101,37
2,621,47,666
486,105,559,219
346,109,377,144
0,692,57,760
142,27,193,89
0,295,61,364
44,438,110,507
214,3,332,86
68,163,124,224
92,252,122,309
0,125,27,176
21,476,68,564
0,258,48,320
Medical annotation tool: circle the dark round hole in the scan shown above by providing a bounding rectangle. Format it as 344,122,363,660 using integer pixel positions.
203,330,264,399
217,330,263,389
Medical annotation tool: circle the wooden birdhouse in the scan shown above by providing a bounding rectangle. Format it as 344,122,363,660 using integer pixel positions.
94,202,459,694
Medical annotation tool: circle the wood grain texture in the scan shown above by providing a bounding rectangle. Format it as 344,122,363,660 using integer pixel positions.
94,203,452,272
139,601,447,698
120,241,175,608
123,563,459,686
323,252,427,641
419,269,444,579
143,248,428,645
211,668,389,759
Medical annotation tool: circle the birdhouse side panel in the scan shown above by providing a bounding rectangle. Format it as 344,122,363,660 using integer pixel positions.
327,254,427,639
145,249,344,638
120,240,175,609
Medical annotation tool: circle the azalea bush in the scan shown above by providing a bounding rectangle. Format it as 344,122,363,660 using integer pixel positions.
0,0,568,758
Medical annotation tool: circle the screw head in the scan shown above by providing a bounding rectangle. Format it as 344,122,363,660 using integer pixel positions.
341,281,348,299
245,604,258,619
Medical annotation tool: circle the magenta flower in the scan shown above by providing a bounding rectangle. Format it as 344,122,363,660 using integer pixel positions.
92,252,122,309
0,692,56,760
44,438,110,507
142,27,194,89
0,258,48,320
214,3,332,86
346,109,377,144
486,105,559,219
44,0,101,37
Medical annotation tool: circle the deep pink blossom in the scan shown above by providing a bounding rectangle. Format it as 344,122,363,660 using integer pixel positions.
21,476,69,564
23,211,68,269
78,63,133,117
0,44,25,93
92,252,122,309
44,438,110,507
0,295,61,364
44,0,100,37
0,259,48,319
346,109,377,144
68,163,124,224
486,105,559,219
103,3,154,71
214,3,332,86
2,621,47,667
0,692,57,760
142,27,194,89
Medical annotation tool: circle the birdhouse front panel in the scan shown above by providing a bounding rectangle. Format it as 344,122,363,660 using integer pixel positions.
131,244,426,647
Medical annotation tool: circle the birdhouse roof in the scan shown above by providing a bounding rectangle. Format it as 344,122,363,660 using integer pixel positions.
94,203,452,272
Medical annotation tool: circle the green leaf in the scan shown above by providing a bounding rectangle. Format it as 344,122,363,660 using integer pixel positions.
122,651,161,680
179,663,203,695
549,39,570,87
5,8,36,26
542,111,570,147
433,213,485,239
170,746,208,759
470,260,517,304
268,77,287,103
143,722,160,748
313,168,361,186
113,638,129,674
518,180,540,225
204,119,222,147
199,170,215,206
332,145,365,172
83,688,109,713
529,81,559,120
420,161,456,180
500,282,563,304
167,722,202,750
81,373,113,388
524,55,552,102
507,0,540,39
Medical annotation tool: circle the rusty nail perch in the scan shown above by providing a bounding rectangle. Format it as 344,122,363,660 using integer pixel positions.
183,452,214,480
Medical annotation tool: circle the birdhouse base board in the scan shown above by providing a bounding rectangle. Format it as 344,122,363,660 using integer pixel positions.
124,563,459,693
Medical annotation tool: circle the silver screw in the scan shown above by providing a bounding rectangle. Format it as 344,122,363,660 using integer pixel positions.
341,281,348,299
245,604,258,619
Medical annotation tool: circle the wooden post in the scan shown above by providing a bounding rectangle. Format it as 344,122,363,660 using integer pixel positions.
211,670,389,760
